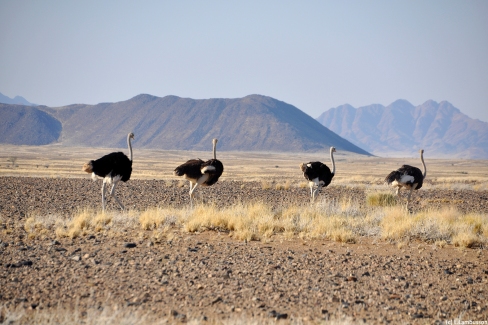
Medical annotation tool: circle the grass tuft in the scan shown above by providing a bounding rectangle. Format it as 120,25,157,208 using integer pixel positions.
366,192,397,207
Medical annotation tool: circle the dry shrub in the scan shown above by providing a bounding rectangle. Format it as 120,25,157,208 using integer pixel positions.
452,232,479,248
24,216,50,239
380,207,417,240
185,205,231,233
366,192,397,207
275,181,291,190
435,240,447,248
275,180,291,190
55,209,116,238
139,207,178,231
298,181,309,189
380,207,487,247
261,180,272,190
309,213,356,243
283,180,292,190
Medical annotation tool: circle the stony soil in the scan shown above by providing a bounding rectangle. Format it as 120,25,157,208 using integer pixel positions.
1,176,488,324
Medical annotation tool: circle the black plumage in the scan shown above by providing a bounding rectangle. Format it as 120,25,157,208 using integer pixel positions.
385,165,423,190
82,132,134,211
301,162,334,187
385,149,427,209
174,158,223,186
174,138,224,206
89,152,132,182
300,147,336,201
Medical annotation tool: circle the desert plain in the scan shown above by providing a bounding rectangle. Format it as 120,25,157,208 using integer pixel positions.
0,144,487,324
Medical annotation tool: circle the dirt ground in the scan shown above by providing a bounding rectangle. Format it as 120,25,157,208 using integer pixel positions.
1,177,488,324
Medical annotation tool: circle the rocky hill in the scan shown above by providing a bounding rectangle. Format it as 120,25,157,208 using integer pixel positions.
317,100,488,159
0,104,61,145
0,94,369,154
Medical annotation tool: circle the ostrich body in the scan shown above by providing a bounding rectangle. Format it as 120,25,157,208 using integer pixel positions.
82,132,134,211
300,147,336,202
174,138,224,207
385,149,426,209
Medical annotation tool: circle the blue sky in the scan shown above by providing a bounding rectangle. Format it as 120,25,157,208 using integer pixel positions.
1,1,487,122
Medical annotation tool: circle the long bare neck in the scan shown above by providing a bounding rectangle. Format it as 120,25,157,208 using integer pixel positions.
330,149,335,175
128,134,133,161
212,140,217,160
420,151,426,179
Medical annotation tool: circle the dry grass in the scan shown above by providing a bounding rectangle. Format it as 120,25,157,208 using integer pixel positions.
366,192,397,207
261,180,272,190
22,199,487,249
0,303,357,325
380,207,487,247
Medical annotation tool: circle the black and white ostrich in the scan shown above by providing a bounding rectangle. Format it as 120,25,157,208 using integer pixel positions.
300,147,336,202
174,138,224,207
385,149,427,209
82,132,134,211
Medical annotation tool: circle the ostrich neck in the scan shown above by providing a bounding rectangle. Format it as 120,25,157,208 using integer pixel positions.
330,150,335,175
128,135,133,161
420,153,426,179
213,142,217,160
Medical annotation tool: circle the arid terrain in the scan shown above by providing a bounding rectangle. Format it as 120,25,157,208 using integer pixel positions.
1,145,488,324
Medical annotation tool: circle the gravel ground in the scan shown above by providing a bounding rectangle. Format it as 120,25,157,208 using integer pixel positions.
1,176,488,324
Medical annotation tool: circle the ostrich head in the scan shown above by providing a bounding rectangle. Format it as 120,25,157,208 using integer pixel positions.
213,138,218,145
129,132,135,140
419,149,424,154
330,147,336,153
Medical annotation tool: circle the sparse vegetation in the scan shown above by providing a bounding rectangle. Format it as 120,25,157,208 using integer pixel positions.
2,145,488,324
21,201,488,249
261,180,272,190
366,192,397,207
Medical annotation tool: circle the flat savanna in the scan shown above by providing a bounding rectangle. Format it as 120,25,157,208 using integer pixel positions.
1,145,487,324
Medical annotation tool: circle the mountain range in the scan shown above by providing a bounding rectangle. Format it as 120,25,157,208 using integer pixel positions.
316,100,488,159
0,94,369,155
2,93,487,158
0,92,36,106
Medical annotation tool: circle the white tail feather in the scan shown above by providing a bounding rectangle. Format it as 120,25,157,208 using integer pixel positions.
201,165,216,173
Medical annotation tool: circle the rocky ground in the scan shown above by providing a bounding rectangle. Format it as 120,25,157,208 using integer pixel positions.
1,177,488,324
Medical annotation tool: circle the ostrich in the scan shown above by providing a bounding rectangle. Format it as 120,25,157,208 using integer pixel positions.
300,147,336,202
174,138,224,207
384,149,427,209
82,132,134,211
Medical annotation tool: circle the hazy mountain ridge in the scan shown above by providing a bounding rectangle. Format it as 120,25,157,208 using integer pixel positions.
0,92,36,106
0,94,369,154
317,100,488,159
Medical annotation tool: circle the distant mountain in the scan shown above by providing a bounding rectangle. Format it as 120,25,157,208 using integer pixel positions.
0,94,370,154
316,100,488,159
0,104,61,145
0,92,36,106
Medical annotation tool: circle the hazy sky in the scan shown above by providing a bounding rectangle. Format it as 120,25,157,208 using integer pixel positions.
1,1,487,122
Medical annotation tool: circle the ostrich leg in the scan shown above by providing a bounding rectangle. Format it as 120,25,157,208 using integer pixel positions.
101,180,108,212
189,181,196,208
406,184,417,211
110,181,125,210
312,185,322,202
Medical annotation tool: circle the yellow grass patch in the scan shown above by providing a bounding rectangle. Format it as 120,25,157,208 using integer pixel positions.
366,192,397,207
55,209,116,238
21,200,488,248
261,180,272,190
380,207,487,247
